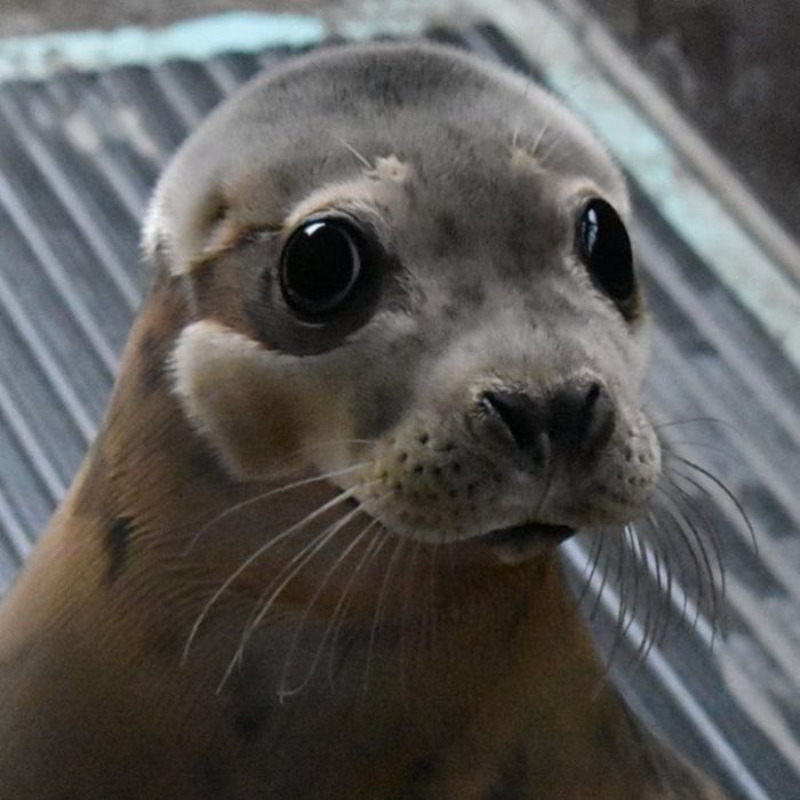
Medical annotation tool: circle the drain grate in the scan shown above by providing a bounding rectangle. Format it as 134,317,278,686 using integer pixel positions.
0,22,798,800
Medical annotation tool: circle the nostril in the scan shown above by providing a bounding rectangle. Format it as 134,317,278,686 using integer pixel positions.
585,381,602,408
551,381,616,454
584,382,616,452
481,390,546,453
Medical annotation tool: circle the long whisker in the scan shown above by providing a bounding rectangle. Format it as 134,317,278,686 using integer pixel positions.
665,465,729,587
605,525,630,668
328,526,391,687
576,531,605,610
183,484,362,663
363,535,406,696
217,501,369,694
629,520,659,663
650,499,702,633
660,470,726,639
643,485,692,658
669,454,756,551
277,516,384,698
183,462,370,555
649,481,720,646
334,134,373,170
653,416,738,433
529,119,550,158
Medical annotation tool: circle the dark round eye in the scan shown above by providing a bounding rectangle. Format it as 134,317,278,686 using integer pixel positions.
280,219,363,317
577,198,635,308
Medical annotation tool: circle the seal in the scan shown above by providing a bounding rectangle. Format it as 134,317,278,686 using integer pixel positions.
0,42,728,799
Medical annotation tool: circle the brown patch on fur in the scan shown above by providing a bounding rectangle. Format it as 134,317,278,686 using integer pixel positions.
399,756,437,799
483,745,530,800
106,516,134,583
138,332,168,397
233,708,269,744
198,754,230,795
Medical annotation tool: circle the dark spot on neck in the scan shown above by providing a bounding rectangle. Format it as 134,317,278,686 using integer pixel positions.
198,754,230,795
107,516,134,583
399,756,437,799
233,708,268,744
483,744,530,800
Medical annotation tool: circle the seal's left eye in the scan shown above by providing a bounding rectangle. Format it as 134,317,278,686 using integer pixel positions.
280,219,363,317
577,198,635,312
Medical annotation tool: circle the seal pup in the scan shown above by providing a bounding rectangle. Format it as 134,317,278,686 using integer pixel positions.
0,42,728,799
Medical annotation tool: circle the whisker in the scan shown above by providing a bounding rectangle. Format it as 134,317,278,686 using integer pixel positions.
529,119,550,158
538,131,569,167
327,526,391,687
669,454,756,551
629,520,660,663
334,134,373,170
650,481,719,643
183,484,362,664
665,465,731,590
589,532,613,623
660,439,739,461
183,462,370,555
576,532,605,610
606,525,630,668
218,500,371,694
660,471,726,640
277,516,384,698
363,535,406,696
650,500,703,631
646,508,691,629
653,416,738,434
621,524,642,639
641,509,668,660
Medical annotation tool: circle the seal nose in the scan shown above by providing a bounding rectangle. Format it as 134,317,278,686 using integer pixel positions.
481,381,616,466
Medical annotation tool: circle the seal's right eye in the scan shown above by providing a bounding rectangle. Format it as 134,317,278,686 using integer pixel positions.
280,218,363,318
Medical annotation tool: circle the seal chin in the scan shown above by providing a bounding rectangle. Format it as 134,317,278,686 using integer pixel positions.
479,522,575,565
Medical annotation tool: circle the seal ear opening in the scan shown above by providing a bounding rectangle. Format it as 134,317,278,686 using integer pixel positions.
142,183,232,278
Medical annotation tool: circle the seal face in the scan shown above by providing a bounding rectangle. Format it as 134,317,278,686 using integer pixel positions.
156,43,660,565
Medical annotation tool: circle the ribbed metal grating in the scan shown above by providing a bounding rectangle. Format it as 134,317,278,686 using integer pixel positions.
0,25,798,799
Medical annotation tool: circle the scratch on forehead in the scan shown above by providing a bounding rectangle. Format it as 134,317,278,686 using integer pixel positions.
369,155,411,184
284,155,414,231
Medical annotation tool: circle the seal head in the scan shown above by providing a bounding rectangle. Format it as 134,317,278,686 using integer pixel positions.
148,42,660,564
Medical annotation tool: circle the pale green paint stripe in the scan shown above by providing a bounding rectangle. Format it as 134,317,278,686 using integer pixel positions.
0,13,328,82
0,7,440,83
489,0,800,372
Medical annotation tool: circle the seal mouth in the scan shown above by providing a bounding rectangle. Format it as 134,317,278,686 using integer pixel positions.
478,522,576,564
